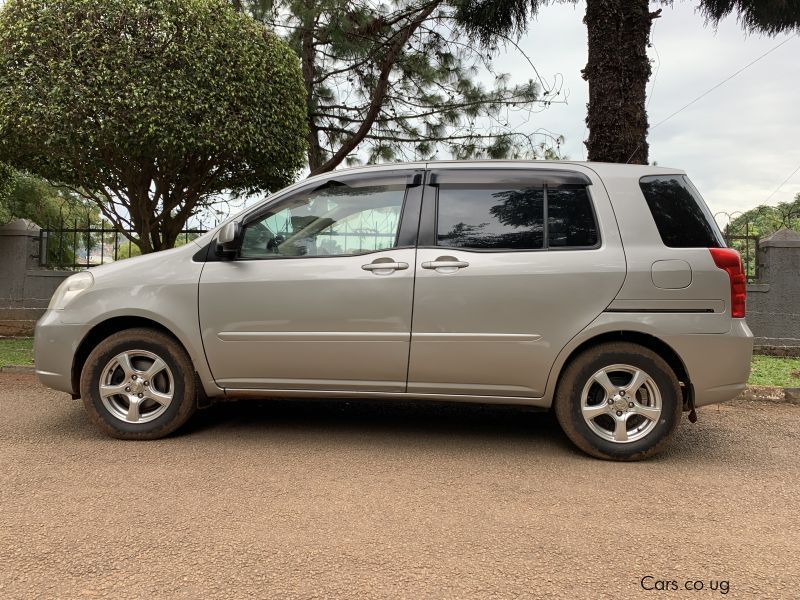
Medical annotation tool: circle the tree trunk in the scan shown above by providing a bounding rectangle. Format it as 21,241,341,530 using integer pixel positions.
300,4,324,172
583,0,654,164
157,218,183,251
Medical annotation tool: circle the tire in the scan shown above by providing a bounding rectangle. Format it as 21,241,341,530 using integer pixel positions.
554,342,682,461
79,327,197,439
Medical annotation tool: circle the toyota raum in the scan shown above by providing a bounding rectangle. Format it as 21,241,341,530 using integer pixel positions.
35,161,753,460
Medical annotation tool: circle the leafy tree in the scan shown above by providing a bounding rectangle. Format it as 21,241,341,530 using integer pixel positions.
0,162,13,223
3,172,97,228
0,169,102,266
0,0,308,253
454,0,800,164
234,1,562,175
715,192,800,277
726,193,800,238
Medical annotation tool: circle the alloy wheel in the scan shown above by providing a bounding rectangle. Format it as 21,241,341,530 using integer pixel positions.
580,364,663,444
98,350,174,424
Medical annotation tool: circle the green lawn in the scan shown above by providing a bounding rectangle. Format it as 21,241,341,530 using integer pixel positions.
0,337,34,367
748,354,800,388
2,337,800,387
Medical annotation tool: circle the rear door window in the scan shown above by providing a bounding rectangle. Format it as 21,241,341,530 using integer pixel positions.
436,185,545,250
434,174,598,251
546,187,598,248
639,175,723,248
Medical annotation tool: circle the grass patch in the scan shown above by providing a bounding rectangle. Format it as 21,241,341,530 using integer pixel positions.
0,337,34,367
749,355,800,388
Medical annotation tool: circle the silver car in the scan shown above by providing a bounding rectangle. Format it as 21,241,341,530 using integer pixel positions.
34,161,753,460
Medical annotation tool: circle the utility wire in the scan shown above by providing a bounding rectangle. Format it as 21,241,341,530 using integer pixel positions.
626,34,798,163
763,162,800,205
650,34,797,131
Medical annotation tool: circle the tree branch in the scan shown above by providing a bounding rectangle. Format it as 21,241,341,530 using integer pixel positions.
309,2,440,176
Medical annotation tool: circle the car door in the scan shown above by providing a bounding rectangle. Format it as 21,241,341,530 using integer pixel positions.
408,166,626,398
198,169,423,393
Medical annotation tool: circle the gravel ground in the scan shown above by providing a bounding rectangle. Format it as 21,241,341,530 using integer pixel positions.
1,372,798,599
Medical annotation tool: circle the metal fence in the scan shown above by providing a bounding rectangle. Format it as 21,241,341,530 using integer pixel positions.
723,234,759,282
33,212,769,279
38,218,208,270
715,212,764,282
714,203,800,283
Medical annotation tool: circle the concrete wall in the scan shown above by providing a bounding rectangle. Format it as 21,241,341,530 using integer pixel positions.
746,228,800,351
0,219,72,336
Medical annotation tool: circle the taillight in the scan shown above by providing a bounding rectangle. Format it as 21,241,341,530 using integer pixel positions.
709,248,746,318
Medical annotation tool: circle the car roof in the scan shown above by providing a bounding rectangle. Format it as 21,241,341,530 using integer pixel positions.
304,160,686,185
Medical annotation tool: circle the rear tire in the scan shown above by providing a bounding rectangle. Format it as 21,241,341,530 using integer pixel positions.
80,328,197,439
554,342,682,461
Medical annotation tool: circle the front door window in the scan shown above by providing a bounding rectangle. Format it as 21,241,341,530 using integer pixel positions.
240,183,406,259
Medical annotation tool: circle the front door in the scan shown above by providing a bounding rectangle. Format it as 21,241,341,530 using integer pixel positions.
408,166,626,398
199,171,422,393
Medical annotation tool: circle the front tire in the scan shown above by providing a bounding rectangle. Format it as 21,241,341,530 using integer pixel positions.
554,342,682,461
80,328,197,439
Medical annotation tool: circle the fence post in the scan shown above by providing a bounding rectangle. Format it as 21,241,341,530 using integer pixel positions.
38,229,47,267
745,220,750,277
72,218,78,268
86,213,91,267
58,215,64,266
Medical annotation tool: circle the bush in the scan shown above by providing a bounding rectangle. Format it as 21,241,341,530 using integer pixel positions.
0,0,308,251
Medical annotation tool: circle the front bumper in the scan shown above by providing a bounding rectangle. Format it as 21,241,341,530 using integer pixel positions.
34,310,89,396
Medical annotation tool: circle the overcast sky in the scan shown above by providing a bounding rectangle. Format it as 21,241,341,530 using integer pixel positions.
2,1,796,223
494,1,799,219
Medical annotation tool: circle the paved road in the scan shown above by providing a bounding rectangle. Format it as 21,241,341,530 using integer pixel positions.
1,372,798,599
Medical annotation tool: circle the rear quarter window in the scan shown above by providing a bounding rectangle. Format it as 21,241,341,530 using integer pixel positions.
639,175,723,248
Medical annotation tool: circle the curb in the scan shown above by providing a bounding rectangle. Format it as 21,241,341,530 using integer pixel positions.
740,385,800,405
0,365,36,374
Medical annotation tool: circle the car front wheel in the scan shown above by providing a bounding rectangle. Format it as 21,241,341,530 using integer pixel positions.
80,327,197,439
554,342,682,461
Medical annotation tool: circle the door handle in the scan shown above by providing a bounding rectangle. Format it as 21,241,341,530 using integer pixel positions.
362,261,409,273
421,257,470,272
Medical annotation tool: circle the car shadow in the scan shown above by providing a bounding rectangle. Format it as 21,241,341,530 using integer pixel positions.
39,391,728,462
181,397,569,446
177,398,725,462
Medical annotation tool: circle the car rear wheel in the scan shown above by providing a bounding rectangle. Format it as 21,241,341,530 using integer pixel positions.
554,342,682,461
80,328,197,439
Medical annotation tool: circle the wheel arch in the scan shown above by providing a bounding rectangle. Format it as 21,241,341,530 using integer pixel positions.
71,316,199,397
548,330,691,410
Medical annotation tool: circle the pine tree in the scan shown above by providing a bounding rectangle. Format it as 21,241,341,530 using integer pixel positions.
235,1,563,174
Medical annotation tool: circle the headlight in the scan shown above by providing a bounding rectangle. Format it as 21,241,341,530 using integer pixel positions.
48,271,94,310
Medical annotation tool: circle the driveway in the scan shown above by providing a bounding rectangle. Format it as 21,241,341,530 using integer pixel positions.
1,372,798,599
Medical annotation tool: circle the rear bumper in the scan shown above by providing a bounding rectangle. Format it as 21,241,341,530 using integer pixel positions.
34,310,88,395
664,319,753,407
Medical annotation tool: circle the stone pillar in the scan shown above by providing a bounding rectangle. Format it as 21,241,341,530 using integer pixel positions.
0,219,41,307
746,228,800,350
0,219,71,336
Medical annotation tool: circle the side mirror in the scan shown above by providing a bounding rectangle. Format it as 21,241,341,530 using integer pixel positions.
216,221,242,259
